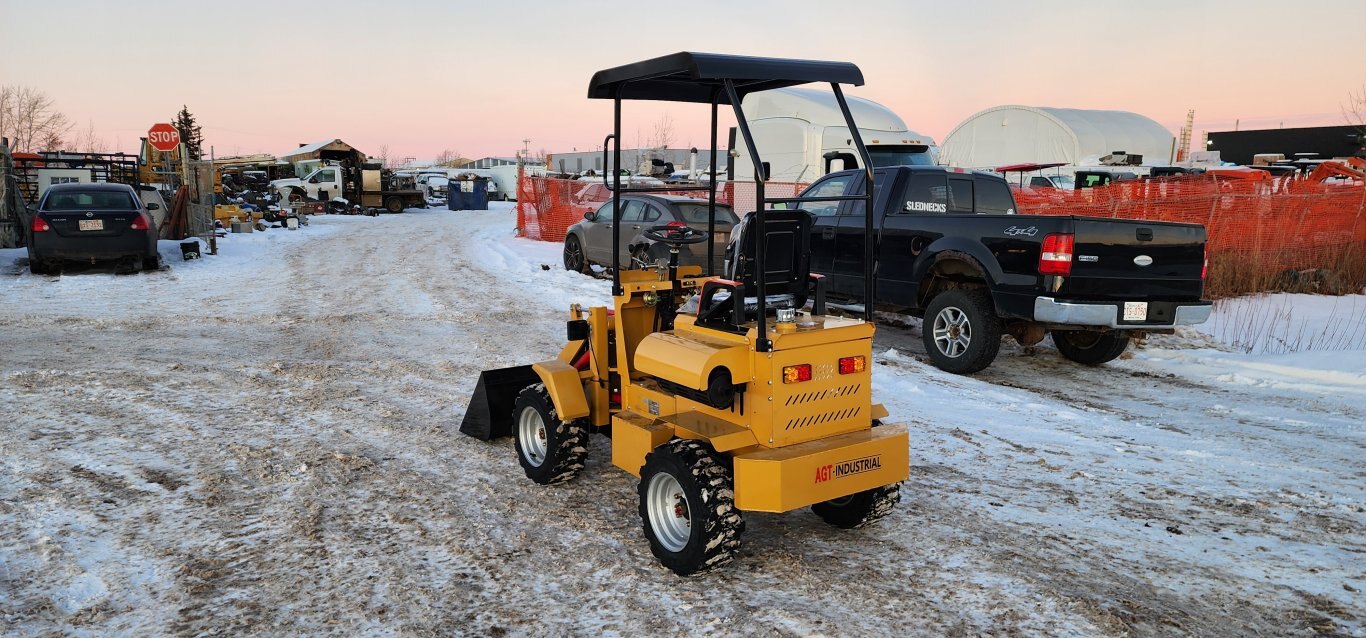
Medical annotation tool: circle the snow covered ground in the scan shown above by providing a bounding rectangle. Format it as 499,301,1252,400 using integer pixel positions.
1,204,1361,637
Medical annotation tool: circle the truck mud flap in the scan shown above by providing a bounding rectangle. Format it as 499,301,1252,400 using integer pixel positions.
458,365,539,440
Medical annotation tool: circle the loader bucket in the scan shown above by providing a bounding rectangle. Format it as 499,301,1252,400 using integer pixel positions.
458,365,539,440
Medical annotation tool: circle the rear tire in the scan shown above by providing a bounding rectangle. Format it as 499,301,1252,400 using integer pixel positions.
513,384,588,485
811,483,901,529
921,288,1001,374
563,235,588,273
29,260,48,275
143,254,161,271
384,197,404,214
1051,330,1130,366
638,439,744,575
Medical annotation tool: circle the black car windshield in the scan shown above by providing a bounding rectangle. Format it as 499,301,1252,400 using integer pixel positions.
44,190,136,211
869,145,935,168
674,204,738,224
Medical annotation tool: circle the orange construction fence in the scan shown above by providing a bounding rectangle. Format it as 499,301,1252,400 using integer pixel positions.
517,171,1365,295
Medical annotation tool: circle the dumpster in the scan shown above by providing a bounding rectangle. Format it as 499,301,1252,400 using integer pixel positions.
465,176,489,210
446,181,467,211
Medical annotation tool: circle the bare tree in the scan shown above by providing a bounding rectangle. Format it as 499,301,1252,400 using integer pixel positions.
1346,84,1366,130
652,113,675,151
0,85,73,153
375,144,393,168
71,119,108,153
433,149,464,166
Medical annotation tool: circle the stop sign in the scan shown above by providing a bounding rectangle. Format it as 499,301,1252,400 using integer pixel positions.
148,123,181,152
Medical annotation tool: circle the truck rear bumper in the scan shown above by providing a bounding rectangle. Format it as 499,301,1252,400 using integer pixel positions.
1033,297,1212,329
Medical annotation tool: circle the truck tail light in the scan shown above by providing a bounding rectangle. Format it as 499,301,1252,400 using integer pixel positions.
782,364,812,384
1039,233,1074,276
130,214,149,231
31,216,50,232
838,356,865,374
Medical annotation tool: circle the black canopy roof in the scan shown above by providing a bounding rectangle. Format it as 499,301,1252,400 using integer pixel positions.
587,52,864,104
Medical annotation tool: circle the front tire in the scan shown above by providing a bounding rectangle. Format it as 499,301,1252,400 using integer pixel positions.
513,384,588,485
638,439,744,575
563,235,588,273
922,288,1002,374
812,483,901,529
1051,330,1130,365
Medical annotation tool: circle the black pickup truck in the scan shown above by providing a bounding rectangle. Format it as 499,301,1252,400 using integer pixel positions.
795,166,1211,373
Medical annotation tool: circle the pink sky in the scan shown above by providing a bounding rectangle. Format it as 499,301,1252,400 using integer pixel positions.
3,0,1363,161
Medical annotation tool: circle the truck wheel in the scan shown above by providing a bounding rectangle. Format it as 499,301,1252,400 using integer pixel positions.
285,190,304,204
384,197,404,214
1051,330,1130,366
638,439,744,576
811,483,901,529
513,384,588,485
563,235,588,273
922,288,1002,374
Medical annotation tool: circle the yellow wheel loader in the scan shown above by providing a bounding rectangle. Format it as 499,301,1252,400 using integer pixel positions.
460,52,909,575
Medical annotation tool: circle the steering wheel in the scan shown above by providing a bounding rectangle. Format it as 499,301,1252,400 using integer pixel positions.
642,225,708,246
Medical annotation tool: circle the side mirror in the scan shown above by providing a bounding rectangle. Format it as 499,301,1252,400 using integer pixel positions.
584,211,597,221
146,202,161,211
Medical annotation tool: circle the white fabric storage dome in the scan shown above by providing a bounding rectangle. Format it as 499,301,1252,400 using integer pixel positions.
940,105,1175,169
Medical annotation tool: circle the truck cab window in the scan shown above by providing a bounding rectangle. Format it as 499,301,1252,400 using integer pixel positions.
899,173,948,214
800,174,853,217
975,179,1015,214
948,178,974,214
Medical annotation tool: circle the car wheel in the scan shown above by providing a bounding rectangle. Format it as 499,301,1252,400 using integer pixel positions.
563,235,588,273
513,383,589,485
638,439,744,575
921,288,1002,374
384,197,404,214
1051,330,1130,366
143,254,161,271
29,259,48,275
811,483,901,529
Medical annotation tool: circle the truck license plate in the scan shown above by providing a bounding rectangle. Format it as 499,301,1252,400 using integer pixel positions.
1123,301,1148,321
79,219,103,231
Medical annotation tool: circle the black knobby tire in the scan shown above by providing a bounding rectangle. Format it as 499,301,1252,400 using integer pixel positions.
563,235,588,273
1051,330,1130,366
811,483,901,529
638,439,744,576
513,384,588,485
384,197,404,214
921,288,1002,374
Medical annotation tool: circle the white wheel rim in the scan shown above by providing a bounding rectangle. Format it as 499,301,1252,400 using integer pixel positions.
517,406,548,467
646,472,691,552
932,306,972,358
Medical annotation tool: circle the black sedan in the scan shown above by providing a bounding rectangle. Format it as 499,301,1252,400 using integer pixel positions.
563,194,738,273
27,183,161,274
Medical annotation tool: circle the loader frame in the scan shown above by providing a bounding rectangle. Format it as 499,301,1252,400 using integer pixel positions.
460,52,910,573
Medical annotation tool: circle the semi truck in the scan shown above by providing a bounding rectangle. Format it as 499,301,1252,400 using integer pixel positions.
729,87,937,183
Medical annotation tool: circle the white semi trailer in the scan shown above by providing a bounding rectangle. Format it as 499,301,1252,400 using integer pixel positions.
729,87,936,183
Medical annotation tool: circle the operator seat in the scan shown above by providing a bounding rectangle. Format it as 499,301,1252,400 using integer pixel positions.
697,209,815,328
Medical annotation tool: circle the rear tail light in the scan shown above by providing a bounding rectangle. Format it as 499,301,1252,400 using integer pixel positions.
1039,233,1074,276
31,216,50,232
782,364,812,384
130,214,149,231
838,356,866,375
1201,248,1208,279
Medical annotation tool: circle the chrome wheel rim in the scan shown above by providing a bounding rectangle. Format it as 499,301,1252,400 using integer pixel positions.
517,407,548,467
932,307,971,358
646,472,691,552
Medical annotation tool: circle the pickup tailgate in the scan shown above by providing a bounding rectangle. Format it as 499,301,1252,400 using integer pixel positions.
1061,217,1205,300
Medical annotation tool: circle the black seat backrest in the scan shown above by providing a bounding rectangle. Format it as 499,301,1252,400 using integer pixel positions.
723,209,814,310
